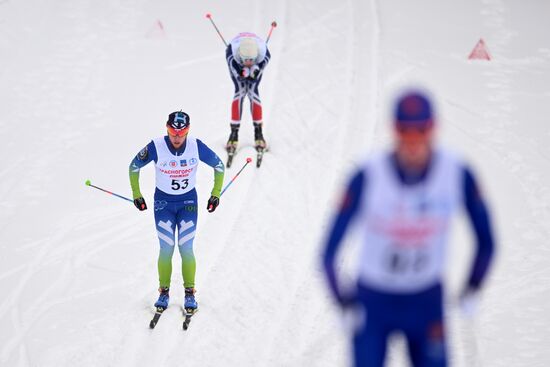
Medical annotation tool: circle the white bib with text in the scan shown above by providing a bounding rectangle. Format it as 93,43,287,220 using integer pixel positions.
153,136,199,195
355,149,463,293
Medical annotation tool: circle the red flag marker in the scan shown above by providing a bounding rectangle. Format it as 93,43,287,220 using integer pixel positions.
468,38,491,60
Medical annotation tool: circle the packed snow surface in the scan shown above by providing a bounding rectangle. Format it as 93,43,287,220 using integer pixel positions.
1,0,549,366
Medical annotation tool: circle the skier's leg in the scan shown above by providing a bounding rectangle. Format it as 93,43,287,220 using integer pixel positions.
248,75,263,124
403,285,447,367
352,306,389,367
231,74,247,124
352,286,391,367
176,193,198,289
227,75,247,150
154,200,177,289
247,77,266,149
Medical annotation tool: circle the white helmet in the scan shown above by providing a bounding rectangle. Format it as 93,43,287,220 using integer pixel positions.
238,37,259,62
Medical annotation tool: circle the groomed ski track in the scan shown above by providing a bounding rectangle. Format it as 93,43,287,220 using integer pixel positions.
1,0,550,366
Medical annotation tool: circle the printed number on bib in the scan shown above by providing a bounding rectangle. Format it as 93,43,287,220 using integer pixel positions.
386,246,428,274
171,179,189,191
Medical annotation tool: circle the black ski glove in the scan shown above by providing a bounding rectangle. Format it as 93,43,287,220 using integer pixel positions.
249,65,260,80
234,65,247,80
207,196,220,212
134,197,147,211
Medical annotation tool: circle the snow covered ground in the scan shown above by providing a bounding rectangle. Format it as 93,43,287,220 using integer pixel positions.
1,0,549,366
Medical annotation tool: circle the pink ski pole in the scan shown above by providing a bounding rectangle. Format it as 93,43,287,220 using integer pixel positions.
220,158,252,197
266,21,277,44
205,13,228,47
85,180,133,203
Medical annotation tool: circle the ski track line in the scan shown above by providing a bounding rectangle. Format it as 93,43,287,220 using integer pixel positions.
110,274,176,367
198,0,288,296
0,215,140,365
263,0,357,365
197,153,259,292
282,0,379,364
0,216,76,364
254,1,356,364
477,3,550,363
283,5,348,51
165,53,219,70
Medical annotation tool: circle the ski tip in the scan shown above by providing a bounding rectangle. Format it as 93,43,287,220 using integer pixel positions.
85,179,91,186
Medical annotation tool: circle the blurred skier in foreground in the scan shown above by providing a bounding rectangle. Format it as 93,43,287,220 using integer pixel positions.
322,90,496,366
129,111,224,322
225,32,271,167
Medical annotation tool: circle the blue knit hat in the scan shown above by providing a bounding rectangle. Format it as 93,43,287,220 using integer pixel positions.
394,90,433,126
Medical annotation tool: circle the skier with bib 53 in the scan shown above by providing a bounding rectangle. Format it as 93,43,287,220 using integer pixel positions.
129,111,225,316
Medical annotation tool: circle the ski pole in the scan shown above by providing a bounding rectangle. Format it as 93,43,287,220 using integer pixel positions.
220,157,252,197
266,21,277,44
205,13,228,47
85,179,133,203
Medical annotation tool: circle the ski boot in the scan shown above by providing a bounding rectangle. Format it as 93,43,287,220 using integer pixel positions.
154,287,170,309
254,122,266,167
225,125,239,168
184,287,198,312
150,287,170,328
253,122,267,150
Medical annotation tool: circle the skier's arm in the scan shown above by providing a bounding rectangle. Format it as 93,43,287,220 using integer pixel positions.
462,166,495,291
322,170,365,306
256,47,271,70
129,141,157,199
197,139,225,198
226,45,243,79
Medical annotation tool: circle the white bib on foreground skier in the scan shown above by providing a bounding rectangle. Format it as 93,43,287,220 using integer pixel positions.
356,148,462,293
153,136,200,195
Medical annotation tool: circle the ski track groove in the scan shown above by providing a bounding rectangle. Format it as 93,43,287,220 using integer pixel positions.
1,1,549,366
254,0,358,364
0,213,142,365
260,1,380,364
0,217,76,364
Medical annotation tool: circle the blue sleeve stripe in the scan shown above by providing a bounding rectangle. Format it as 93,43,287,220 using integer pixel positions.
322,170,365,302
463,166,495,290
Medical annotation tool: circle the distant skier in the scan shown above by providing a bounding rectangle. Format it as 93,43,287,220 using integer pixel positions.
129,111,225,314
225,32,271,156
322,90,496,367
